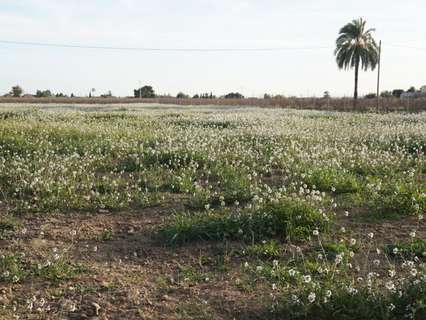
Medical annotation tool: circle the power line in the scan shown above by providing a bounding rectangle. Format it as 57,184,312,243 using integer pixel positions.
0,39,332,52
387,44,426,50
1,39,425,53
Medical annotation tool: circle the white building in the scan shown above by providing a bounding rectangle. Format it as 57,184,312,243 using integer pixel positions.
421,85,426,93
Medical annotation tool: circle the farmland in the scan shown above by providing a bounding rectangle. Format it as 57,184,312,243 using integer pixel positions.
0,104,425,319
1,96,426,113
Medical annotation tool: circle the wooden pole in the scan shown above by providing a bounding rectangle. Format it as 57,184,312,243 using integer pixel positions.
376,40,382,112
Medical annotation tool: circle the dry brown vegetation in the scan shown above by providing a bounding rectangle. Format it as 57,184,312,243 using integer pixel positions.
1,96,426,112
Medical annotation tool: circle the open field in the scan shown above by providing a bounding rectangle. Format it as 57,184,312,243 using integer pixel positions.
1,97,426,113
0,104,425,319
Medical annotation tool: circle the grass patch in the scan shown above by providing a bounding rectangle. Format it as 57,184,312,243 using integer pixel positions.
367,181,426,218
160,198,329,245
96,229,113,241
304,168,360,194
318,241,359,261
244,240,283,260
0,216,21,239
385,239,426,260
0,253,85,284
273,281,426,320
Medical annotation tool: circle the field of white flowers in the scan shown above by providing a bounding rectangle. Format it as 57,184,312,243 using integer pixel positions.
0,104,425,319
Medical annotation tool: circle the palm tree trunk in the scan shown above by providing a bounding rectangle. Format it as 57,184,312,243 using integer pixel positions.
353,59,359,107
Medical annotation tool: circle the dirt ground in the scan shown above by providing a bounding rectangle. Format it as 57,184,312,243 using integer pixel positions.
1,197,425,320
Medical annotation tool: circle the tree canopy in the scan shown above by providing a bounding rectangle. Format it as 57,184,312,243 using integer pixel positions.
134,86,156,98
335,18,379,101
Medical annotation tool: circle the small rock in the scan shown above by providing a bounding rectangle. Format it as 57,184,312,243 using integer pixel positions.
91,302,101,315
162,295,178,303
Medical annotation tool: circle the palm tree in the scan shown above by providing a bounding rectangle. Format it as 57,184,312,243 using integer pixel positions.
335,18,379,104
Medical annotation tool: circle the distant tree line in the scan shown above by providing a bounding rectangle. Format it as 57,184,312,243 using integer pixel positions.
3,84,425,101
2,86,115,98
192,93,216,99
134,87,246,100
363,86,422,99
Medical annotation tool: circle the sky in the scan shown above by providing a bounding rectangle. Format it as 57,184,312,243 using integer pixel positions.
0,0,425,98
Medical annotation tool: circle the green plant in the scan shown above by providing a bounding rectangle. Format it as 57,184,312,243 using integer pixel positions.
367,181,425,218
0,254,28,283
274,281,426,320
34,257,85,284
0,216,21,239
0,252,85,285
385,239,426,260
160,198,329,244
304,168,360,194
186,187,213,210
96,229,113,241
244,240,283,260
335,18,379,101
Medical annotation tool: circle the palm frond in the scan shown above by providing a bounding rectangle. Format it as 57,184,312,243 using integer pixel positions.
334,18,379,71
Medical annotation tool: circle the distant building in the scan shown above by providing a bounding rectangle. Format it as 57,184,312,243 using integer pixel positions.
401,86,426,99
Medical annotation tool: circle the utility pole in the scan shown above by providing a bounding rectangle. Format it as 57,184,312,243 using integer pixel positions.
376,40,382,112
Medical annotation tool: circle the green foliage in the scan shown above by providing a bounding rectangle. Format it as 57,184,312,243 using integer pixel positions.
380,91,393,98
367,181,425,217
142,149,206,170
0,253,83,284
319,241,359,261
134,85,156,98
0,216,21,239
160,198,329,245
0,108,424,221
35,90,52,98
223,92,244,99
335,18,379,71
392,89,404,98
274,281,426,320
11,85,23,97
304,168,360,194
178,266,210,284
0,254,28,283
244,240,283,260
209,165,254,204
176,92,190,99
96,229,113,241
365,93,377,99
335,18,379,100
186,187,212,210
385,239,426,260
33,257,85,284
